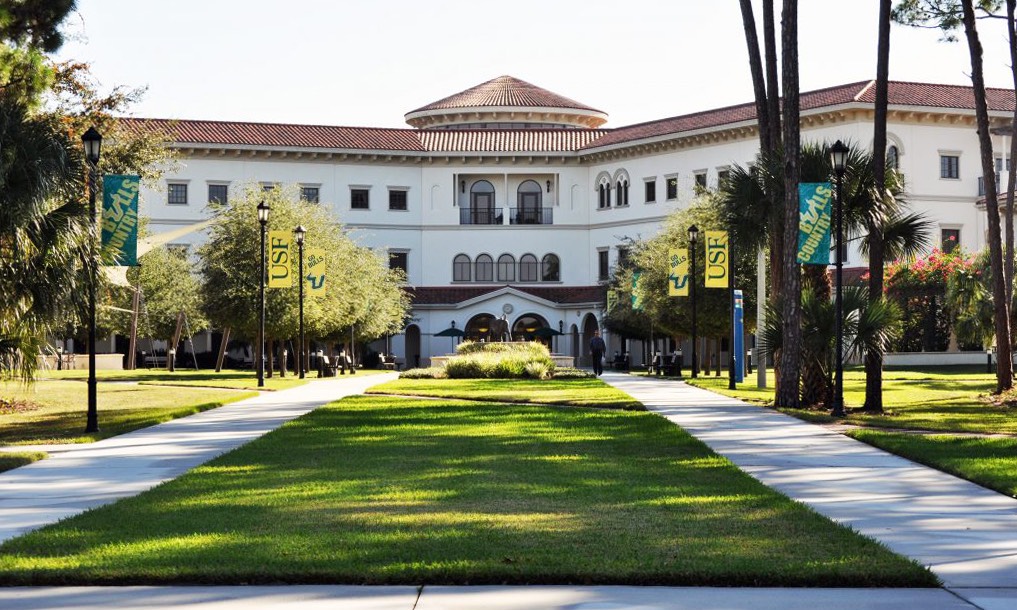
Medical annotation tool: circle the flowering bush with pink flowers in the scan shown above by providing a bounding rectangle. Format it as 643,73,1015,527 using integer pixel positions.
885,247,975,295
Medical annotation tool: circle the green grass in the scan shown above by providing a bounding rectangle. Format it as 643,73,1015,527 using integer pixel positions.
0,395,935,587
687,369,1015,434
0,451,46,474
368,377,643,410
0,380,256,445
847,430,1017,498
40,369,310,391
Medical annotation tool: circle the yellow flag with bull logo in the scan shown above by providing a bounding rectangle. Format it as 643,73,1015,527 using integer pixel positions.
267,231,292,288
668,248,689,296
305,247,327,297
704,231,729,288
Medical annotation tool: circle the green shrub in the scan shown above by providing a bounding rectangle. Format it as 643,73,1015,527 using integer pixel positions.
444,341,555,379
400,367,447,379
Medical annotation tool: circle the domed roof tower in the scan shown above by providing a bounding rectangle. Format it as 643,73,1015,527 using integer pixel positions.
405,76,607,130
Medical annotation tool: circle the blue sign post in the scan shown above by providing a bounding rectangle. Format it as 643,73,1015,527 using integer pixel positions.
733,289,744,383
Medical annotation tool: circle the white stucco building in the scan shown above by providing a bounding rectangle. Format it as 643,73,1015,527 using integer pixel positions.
134,76,1016,367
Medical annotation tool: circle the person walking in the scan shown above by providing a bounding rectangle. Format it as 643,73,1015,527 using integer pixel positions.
590,330,606,376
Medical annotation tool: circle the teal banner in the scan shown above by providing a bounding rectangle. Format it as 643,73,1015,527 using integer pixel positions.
102,175,140,266
797,182,833,265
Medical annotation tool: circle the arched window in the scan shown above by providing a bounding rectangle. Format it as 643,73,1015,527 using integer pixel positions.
475,254,494,282
541,253,560,282
465,313,497,342
512,313,549,342
470,180,496,224
453,254,472,281
887,145,899,170
497,254,516,282
598,181,610,209
516,180,543,224
519,254,539,282
616,179,629,206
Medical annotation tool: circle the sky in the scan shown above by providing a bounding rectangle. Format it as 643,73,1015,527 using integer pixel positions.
54,0,1017,130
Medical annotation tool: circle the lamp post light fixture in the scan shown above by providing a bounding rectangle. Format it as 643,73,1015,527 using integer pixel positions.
688,224,699,379
294,225,306,379
81,126,102,433
257,200,270,388
829,140,849,417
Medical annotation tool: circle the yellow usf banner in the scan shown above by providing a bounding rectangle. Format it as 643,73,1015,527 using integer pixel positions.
267,231,292,288
704,230,729,288
668,248,689,296
305,247,327,297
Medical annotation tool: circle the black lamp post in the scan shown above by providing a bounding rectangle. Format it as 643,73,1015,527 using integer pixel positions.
257,200,270,388
294,225,306,379
688,224,699,379
81,127,102,433
830,140,849,417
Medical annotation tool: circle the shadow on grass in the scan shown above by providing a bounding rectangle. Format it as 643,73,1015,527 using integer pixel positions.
0,396,935,587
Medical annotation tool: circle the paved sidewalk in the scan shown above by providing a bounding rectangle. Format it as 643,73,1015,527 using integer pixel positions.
602,373,1017,607
0,373,397,543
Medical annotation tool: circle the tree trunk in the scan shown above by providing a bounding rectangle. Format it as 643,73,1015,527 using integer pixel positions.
267,338,274,378
739,0,771,152
961,0,1014,392
865,0,892,414
777,0,802,409
1007,0,1017,337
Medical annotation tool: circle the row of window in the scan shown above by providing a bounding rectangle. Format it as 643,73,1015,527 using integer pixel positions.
453,253,560,283
167,182,322,206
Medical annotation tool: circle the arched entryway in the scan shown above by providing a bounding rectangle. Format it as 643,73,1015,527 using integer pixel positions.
405,325,421,369
512,313,550,344
465,313,497,342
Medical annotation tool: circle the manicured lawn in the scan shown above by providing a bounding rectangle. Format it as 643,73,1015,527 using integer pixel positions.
0,451,46,474
687,369,1013,434
41,368,311,392
0,395,934,586
368,377,642,410
847,430,1017,498
0,380,256,445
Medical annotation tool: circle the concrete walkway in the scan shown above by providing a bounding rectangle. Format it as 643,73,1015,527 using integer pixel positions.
2,372,1016,609
0,372,397,543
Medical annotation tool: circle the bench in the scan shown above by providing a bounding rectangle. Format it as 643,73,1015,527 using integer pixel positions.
651,353,682,377
145,356,168,369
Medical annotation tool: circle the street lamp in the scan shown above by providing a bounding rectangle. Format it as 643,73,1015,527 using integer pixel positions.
688,224,699,379
257,199,270,388
81,127,102,433
294,225,306,379
830,140,849,417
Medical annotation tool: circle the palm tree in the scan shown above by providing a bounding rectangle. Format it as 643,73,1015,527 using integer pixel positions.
0,97,87,380
720,141,930,406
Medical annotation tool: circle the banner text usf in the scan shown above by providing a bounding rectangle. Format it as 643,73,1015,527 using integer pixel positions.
797,182,833,265
704,231,728,288
268,231,292,288
101,175,140,266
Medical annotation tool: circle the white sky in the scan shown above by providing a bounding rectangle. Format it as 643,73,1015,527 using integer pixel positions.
55,0,1017,129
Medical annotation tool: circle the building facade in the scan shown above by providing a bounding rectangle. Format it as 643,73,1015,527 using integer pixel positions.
135,76,1016,366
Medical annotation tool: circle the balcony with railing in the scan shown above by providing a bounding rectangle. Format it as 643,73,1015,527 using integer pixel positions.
509,207,553,225
460,207,503,225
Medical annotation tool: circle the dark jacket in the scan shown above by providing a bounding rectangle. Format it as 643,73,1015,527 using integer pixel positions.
590,336,606,353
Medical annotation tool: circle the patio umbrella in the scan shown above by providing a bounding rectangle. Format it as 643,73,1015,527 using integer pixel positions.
434,326,465,350
532,327,563,337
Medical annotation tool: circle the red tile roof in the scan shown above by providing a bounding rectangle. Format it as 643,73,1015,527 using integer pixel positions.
408,76,603,114
125,80,1017,154
408,285,606,305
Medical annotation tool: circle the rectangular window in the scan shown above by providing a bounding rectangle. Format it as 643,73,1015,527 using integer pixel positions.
694,172,707,189
940,155,960,179
389,189,408,211
167,183,188,205
207,184,227,205
300,186,320,203
261,183,276,192
717,169,730,187
598,250,610,281
618,247,630,267
666,176,678,200
351,188,369,209
942,228,960,253
644,179,656,203
389,251,408,273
